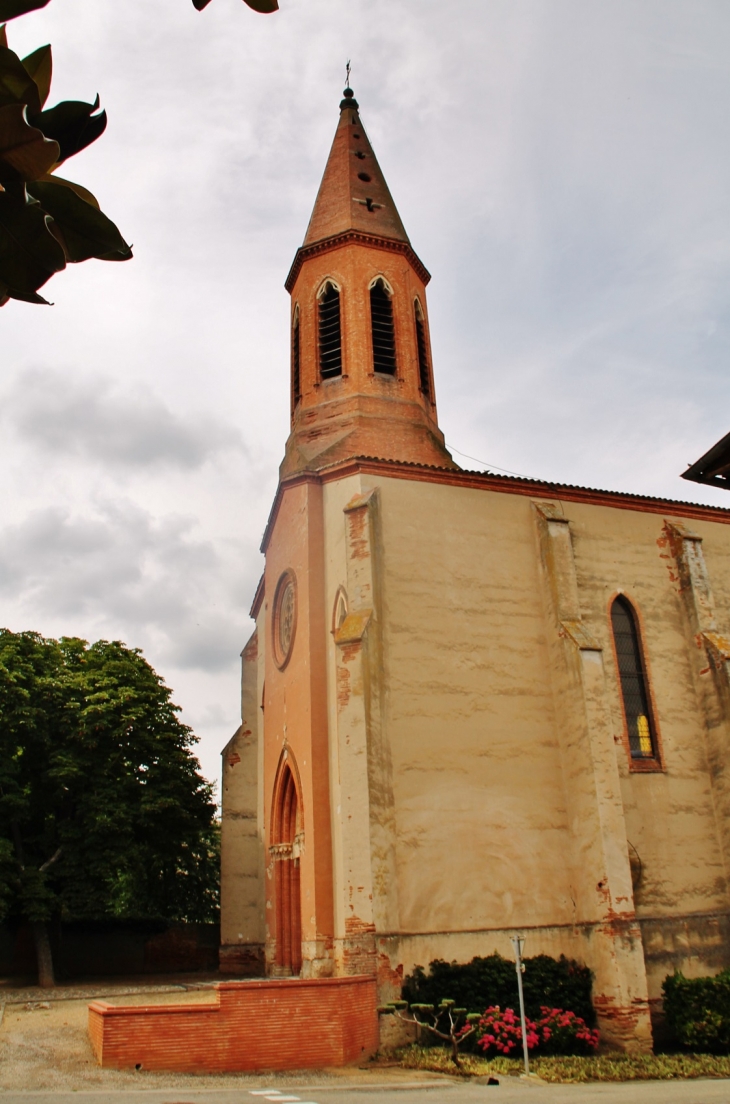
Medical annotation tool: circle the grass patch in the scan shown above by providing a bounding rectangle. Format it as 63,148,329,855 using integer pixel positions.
392,1045,730,1082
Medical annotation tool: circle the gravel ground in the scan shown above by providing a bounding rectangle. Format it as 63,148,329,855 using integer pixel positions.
0,980,447,1093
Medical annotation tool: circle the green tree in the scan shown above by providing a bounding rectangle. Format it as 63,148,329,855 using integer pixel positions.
0,629,219,987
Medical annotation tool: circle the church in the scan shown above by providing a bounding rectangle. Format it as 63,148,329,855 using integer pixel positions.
220,86,730,1051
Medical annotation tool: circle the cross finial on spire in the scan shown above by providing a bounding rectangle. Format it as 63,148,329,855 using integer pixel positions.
345,59,351,89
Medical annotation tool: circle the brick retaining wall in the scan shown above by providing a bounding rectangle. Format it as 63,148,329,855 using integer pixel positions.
88,976,378,1072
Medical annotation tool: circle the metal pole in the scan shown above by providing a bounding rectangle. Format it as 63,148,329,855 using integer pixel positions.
511,935,530,1077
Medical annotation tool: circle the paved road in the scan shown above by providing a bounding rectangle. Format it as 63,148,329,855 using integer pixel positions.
4,1077,730,1104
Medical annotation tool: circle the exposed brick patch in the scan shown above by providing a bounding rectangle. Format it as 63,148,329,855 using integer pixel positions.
88,975,378,1072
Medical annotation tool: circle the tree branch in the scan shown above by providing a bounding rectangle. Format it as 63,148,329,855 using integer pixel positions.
39,847,62,873
10,820,25,869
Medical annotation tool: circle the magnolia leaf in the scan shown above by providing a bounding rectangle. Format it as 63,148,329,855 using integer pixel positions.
193,0,279,10
27,179,131,263
28,95,106,163
22,44,51,108
0,187,65,302
35,170,99,208
0,102,59,182
0,0,52,20
0,44,41,111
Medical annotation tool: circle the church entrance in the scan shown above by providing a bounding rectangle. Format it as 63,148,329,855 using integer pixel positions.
272,760,302,976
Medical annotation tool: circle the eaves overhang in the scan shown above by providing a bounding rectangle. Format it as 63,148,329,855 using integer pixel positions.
260,455,730,554
682,430,730,490
285,230,431,294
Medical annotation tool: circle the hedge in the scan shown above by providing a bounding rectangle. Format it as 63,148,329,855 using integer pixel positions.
402,953,595,1026
663,970,730,1053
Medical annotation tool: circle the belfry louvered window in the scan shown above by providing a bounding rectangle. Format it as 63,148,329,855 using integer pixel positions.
292,308,301,406
415,300,431,398
611,596,658,760
318,282,342,379
370,279,396,375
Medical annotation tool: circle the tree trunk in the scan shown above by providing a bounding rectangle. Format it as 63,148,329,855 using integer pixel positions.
32,921,55,988
450,1036,462,1068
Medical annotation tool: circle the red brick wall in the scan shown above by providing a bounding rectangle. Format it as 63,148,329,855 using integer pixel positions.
88,976,378,1072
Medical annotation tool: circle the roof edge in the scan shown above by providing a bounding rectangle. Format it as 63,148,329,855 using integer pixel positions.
260,456,730,553
285,231,431,293
682,429,730,489
249,572,265,619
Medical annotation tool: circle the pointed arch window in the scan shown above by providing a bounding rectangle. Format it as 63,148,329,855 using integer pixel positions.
611,596,658,761
415,299,431,398
370,278,396,375
291,306,301,407
318,281,342,379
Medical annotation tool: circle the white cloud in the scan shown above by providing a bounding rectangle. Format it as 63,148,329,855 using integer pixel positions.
2,0,730,789
0,499,249,672
3,369,244,469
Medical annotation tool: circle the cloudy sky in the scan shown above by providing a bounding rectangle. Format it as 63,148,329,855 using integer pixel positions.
3,0,730,790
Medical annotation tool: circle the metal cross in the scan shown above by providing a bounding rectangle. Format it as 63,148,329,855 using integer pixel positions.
346,60,351,89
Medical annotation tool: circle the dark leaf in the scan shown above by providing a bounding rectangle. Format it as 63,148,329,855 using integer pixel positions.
28,96,106,163
0,102,58,182
193,0,278,9
0,44,41,112
34,170,99,208
0,0,52,21
0,187,65,301
27,179,131,263
21,44,51,108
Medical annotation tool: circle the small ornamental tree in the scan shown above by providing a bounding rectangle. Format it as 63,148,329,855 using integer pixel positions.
0,629,219,987
378,999,481,1069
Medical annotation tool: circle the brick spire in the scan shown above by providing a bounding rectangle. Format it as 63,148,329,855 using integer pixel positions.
303,88,410,248
281,88,457,479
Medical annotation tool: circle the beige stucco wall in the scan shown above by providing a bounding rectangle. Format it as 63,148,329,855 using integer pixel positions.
222,465,730,1046
320,475,730,1009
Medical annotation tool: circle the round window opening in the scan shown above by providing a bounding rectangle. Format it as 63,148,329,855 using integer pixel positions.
273,572,297,668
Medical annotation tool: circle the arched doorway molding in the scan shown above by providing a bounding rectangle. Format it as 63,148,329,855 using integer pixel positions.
270,747,303,976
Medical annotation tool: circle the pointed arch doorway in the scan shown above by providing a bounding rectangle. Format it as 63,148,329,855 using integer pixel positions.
271,754,302,976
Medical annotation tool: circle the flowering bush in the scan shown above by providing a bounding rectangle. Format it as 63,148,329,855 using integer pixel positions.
536,1007,600,1055
475,1006,540,1057
475,1006,599,1058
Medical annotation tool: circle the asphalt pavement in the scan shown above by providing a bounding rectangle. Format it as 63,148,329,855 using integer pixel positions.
4,1077,730,1104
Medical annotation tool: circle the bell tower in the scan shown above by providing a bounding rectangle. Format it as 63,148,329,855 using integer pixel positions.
282,87,457,478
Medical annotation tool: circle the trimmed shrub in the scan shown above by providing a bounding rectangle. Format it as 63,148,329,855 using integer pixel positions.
663,970,730,1054
402,953,595,1026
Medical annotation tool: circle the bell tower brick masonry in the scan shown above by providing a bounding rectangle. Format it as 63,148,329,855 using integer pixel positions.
281,88,457,478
